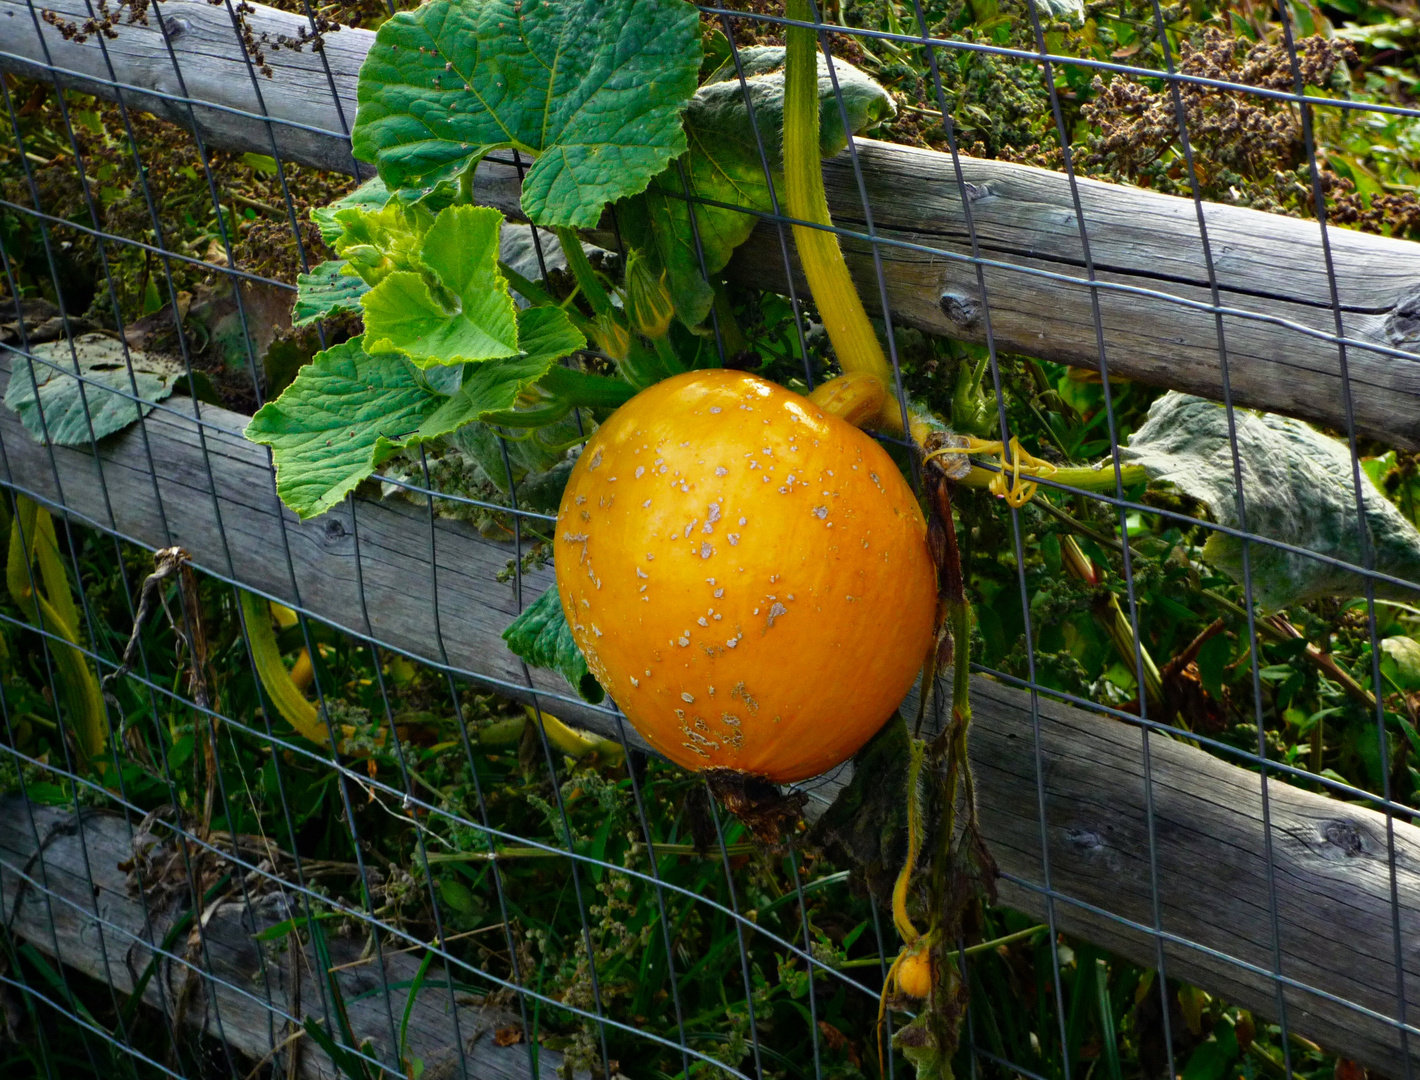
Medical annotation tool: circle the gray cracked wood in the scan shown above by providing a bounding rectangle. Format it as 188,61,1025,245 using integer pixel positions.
3,0,1420,445
3,346,1420,1074
0,796,563,1078
962,678,1420,1078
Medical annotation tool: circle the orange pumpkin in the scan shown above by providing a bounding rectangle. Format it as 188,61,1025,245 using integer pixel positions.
554,370,936,783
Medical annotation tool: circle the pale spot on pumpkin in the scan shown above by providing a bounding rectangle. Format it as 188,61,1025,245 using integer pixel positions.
681,692,695,703
700,542,714,559
635,466,645,478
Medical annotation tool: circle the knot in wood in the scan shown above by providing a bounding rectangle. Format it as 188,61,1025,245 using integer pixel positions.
1319,817,1371,858
162,15,189,40
322,517,347,541
961,181,994,204
1066,827,1103,852
1382,287,1420,348
939,290,981,329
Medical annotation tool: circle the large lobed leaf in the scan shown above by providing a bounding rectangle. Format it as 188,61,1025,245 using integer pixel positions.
621,47,894,326
244,336,442,520
245,305,582,520
351,0,702,228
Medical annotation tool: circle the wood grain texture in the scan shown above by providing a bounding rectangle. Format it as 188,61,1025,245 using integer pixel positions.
4,0,1420,445
963,678,1420,1078
3,346,1420,1074
0,797,564,1078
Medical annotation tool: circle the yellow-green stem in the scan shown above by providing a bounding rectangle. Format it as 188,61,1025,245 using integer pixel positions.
239,590,330,746
555,227,613,318
891,736,926,943
784,0,902,435
7,498,105,762
956,461,1149,494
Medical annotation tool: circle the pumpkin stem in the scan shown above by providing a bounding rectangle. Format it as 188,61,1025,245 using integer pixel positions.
783,0,903,435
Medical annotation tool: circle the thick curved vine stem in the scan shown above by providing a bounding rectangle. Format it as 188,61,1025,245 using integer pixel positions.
783,0,904,436
891,738,927,945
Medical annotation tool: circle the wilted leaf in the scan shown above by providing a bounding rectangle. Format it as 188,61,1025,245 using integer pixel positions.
1382,636,1420,691
492,1026,522,1048
1120,392,1420,609
351,0,701,228
5,334,178,446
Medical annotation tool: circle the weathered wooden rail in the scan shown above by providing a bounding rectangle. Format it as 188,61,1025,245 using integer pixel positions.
0,797,562,1079
2,361,1419,1076
3,0,1420,448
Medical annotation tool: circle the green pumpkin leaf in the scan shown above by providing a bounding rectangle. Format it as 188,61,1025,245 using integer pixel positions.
622,47,894,326
311,176,392,244
292,260,370,327
351,0,702,228
244,336,441,520
5,334,178,446
502,584,604,704
246,305,581,520
332,201,433,287
361,205,520,368
398,305,584,448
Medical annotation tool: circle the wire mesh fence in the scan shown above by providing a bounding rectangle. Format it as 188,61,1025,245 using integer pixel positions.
1,0,1419,1078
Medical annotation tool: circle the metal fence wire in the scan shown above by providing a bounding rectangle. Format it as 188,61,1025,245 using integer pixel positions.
0,0,1419,1077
